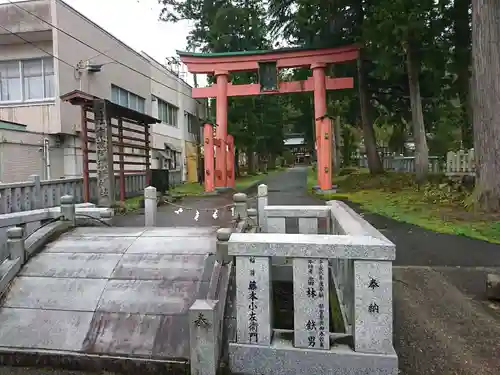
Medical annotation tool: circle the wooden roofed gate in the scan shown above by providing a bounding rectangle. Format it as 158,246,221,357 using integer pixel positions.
61,90,160,206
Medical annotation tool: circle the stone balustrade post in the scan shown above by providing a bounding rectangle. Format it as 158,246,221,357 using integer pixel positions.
29,174,42,209
60,195,76,226
144,186,157,227
353,260,393,354
189,299,219,375
7,227,25,264
233,192,248,222
216,228,232,265
247,208,258,230
257,184,268,231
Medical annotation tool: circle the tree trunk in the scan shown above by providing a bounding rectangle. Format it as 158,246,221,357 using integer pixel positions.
268,153,276,170
452,0,473,148
357,56,383,174
247,149,256,174
355,0,383,174
471,0,500,212
235,148,240,177
406,40,429,183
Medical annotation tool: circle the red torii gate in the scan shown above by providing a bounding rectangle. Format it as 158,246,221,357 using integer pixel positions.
177,45,359,192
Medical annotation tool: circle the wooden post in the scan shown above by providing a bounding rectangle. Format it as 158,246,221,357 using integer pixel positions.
204,123,215,192
226,134,235,188
81,106,90,202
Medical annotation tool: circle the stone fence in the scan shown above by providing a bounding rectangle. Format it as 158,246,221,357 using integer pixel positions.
0,173,147,214
225,184,398,375
446,149,475,176
358,154,441,173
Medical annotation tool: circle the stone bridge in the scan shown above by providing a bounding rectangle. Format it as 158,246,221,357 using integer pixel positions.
0,184,398,375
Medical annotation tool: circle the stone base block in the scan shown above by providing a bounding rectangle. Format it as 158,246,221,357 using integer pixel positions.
316,188,337,195
486,273,500,301
202,191,220,196
229,333,398,375
215,187,233,192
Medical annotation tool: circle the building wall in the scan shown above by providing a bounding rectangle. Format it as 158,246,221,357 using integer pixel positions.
0,0,203,183
184,141,198,183
0,127,63,183
53,0,153,135
0,38,61,134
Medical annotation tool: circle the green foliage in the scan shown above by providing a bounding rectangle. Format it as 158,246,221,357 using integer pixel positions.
307,167,500,244
160,0,473,171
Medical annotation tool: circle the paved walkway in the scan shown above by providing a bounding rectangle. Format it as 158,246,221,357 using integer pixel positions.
260,167,500,375
0,226,218,372
113,193,235,228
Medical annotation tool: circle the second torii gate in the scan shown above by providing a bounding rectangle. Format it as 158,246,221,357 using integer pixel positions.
178,45,359,193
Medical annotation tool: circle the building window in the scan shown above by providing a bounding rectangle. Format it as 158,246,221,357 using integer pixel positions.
157,97,178,127
111,85,146,113
186,112,199,136
0,57,54,103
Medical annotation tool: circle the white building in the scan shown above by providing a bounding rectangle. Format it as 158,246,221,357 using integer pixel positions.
0,0,203,183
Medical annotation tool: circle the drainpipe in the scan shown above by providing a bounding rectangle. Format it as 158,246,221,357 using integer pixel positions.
44,138,51,180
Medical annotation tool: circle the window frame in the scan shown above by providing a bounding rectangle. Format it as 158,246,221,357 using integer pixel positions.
0,57,55,104
186,111,199,136
156,97,178,127
111,84,146,114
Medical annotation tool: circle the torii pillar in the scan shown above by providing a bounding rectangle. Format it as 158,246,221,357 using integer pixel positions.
215,71,229,188
312,63,333,191
203,122,215,193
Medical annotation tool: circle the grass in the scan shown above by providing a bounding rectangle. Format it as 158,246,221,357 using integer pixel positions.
308,167,500,244
171,168,285,197
113,195,144,215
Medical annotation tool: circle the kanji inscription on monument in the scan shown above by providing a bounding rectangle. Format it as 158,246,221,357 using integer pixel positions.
235,256,272,345
293,258,330,349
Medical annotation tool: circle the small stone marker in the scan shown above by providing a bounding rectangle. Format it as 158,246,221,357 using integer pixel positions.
353,260,393,354
235,255,272,345
293,258,330,349
189,299,218,375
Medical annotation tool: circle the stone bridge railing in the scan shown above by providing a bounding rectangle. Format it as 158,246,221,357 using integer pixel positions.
0,173,147,214
225,184,398,375
0,195,112,300
142,187,258,375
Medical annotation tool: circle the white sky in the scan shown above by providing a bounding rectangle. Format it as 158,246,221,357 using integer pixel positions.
3,0,200,86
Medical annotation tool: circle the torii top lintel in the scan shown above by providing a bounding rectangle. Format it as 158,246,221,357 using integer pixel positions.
177,45,359,99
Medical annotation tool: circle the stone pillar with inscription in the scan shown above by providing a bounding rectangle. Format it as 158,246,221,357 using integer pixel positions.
353,260,393,354
293,258,330,349
235,255,272,345
93,99,115,207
